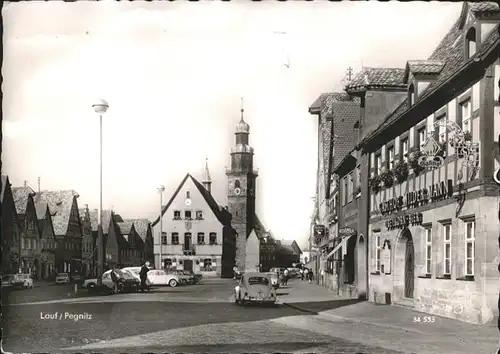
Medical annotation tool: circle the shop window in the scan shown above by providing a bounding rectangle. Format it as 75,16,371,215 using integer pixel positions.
425,228,432,275
171,232,179,245
203,258,213,271
374,233,381,272
461,100,472,133
197,232,205,244
443,224,452,275
173,210,181,220
161,232,168,245
401,137,409,162
417,127,427,149
387,146,395,170
465,220,475,276
164,258,172,269
184,210,192,220
466,27,476,59
375,154,382,175
209,232,217,245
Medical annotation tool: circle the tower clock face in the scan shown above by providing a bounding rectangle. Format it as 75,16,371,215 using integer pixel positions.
185,199,192,206
234,187,241,195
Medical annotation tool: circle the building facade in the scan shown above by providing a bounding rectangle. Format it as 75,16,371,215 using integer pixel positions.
35,200,57,280
151,171,236,277
116,219,143,267
127,218,154,266
12,186,42,278
79,205,94,277
1,176,20,274
356,2,500,324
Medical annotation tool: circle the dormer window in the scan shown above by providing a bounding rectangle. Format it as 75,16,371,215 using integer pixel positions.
408,84,416,106
466,27,476,58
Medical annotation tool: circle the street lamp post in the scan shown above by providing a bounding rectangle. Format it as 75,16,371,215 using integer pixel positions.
92,99,109,284
158,185,165,270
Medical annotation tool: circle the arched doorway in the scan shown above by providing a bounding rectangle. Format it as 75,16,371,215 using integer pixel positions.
395,228,415,300
357,235,367,298
344,236,356,285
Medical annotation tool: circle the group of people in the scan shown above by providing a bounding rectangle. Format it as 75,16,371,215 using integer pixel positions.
300,267,314,283
109,262,151,294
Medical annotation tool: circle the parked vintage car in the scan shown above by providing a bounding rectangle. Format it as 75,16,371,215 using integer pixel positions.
148,269,180,287
55,273,70,284
82,269,140,293
2,274,31,289
121,267,153,286
165,270,192,285
182,270,203,284
233,272,277,305
1,274,13,288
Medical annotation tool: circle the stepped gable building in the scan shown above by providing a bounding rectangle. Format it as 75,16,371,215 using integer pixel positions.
356,2,500,324
1,176,20,274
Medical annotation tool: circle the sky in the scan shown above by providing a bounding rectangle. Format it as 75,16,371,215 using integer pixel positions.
2,1,462,249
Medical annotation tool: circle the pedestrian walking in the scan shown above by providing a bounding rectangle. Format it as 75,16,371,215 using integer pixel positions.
308,269,314,283
300,268,304,281
304,268,309,282
139,261,150,292
110,266,119,294
283,268,289,286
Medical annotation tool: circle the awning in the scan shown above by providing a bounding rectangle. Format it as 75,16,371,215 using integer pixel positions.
326,235,354,260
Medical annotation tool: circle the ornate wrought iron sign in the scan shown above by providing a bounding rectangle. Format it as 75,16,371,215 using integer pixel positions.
417,120,479,181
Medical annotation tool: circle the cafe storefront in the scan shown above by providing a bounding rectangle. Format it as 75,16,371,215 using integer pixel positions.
368,175,499,324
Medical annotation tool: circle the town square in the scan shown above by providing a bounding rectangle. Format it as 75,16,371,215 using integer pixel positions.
2,1,500,353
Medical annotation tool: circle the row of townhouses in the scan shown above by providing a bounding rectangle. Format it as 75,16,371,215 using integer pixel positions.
1,177,154,280
310,2,500,325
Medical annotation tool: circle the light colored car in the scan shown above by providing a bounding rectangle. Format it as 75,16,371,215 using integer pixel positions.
55,273,70,284
234,272,277,305
82,269,139,292
165,270,192,285
2,274,14,288
148,269,180,287
121,267,152,285
13,274,34,289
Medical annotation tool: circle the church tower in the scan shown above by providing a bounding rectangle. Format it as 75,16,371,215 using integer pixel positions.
226,98,258,270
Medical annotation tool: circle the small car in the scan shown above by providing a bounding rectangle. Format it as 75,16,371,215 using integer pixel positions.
121,267,153,286
166,270,191,285
55,273,70,284
234,272,277,305
182,270,202,284
148,269,180,287
82,269,140,293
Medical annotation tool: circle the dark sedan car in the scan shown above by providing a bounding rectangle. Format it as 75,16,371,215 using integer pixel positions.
182,270,202,284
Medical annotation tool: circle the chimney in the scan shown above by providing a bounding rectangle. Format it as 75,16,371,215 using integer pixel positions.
37,177,40,193
24,180,28,187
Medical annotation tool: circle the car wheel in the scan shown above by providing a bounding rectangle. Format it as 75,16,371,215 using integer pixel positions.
169,279,178,287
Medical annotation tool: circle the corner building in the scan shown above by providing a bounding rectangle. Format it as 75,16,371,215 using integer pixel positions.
357,2,500,324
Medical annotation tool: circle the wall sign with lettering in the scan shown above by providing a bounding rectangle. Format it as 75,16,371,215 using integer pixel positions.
381,240,391,274
385,213,423,231
379,179,454,216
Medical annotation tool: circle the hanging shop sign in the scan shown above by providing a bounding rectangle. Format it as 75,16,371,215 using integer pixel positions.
338,227,357,238
379,179,453,216
314,224,326,245
385,212,423,231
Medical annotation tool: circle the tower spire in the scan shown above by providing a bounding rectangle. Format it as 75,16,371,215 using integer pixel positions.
240,97,244,121
202,156,212,193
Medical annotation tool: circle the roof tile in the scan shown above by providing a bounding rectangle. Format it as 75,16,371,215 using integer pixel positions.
35,190,79,236
125,218,151,242
346,68,406,91
12,186,35,215
117,221,134,235
332,102,361,171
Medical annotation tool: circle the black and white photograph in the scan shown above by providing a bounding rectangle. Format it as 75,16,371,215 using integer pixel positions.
2,1,500,353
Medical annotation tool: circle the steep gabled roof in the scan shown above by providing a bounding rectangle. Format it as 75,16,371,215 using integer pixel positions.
102,210,113,234
308,92,355,114
345,68,406,92
125,218,151,242
331,102,360,173
151,173,231,228
12,186,36,215
117,221,134,235
360,12,500,149
89,209,98,232
36,190,79,236
34,200,48,221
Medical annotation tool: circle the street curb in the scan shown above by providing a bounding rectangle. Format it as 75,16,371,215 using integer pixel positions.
282,302,318,315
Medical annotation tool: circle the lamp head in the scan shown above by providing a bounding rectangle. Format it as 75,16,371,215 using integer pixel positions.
92,99,109,114
158,185,165,192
